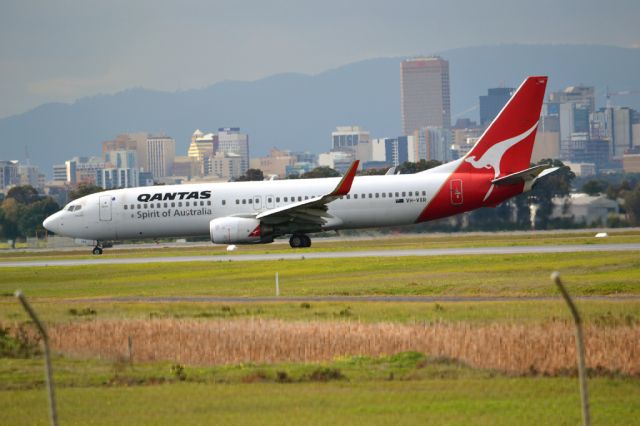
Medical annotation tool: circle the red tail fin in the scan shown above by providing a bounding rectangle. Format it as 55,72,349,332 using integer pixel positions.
464,76,547,177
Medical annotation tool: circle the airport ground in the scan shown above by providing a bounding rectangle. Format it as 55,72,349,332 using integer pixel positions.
1,230,639,424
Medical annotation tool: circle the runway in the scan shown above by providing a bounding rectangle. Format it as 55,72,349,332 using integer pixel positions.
1,243,639,268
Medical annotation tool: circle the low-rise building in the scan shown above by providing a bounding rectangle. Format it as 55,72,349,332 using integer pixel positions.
552,193,619,226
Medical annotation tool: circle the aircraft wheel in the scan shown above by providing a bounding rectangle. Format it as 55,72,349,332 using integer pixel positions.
289,235,303,248
92,246,103,255
302,235,312,247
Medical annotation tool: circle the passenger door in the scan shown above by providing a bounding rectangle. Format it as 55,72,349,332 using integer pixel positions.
99,195,112,221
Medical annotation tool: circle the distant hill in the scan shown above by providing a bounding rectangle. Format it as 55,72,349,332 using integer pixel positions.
1,44,639,175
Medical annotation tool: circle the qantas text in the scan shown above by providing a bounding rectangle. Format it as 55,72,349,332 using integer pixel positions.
137,191,211,202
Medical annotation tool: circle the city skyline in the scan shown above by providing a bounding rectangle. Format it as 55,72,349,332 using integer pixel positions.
2,0,640,118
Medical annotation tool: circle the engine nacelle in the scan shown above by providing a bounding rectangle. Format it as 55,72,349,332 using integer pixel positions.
209,217,273,244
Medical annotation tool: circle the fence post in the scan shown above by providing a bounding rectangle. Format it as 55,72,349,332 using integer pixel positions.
551,272,590,426
15,290,58,426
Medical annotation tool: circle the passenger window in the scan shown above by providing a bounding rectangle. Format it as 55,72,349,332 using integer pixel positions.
178,202,182,207
222,200,226,206
207,200,211,206
143,204,148,209
395,192,399,197
150,203,154,208
368,193,372,198
236,200,239,204
171,202,175,207
284,197,288,202
402,192,406,196
137,204,141,209
381,193,385,198
276,197,280,202
408,192,412,196
298,196,302,201
304,196,308,200
124,205,128,210
248,199,253,204
268,198,272,203
375,193,379,198
186,202,190,207
389,193,393,197
242,199,246,204
354,194,358,199
422,191,426,196
164,203,168,208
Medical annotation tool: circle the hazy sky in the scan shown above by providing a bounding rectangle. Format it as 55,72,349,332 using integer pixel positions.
1,0,639,118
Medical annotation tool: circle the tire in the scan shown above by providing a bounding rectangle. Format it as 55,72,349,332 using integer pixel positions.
289,235,303,248
92,247,103,255
303,235,312,247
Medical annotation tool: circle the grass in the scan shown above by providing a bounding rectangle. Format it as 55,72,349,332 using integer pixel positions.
1,229,640,262
1,354,638,425
1,251,639,299
1,299,640,325
18,318,634,375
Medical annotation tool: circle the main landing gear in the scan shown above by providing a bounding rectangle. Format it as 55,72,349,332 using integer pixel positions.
289,234,311,248
91,241,112,255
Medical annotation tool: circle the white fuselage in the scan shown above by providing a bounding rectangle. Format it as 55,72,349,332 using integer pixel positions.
44,160,461,242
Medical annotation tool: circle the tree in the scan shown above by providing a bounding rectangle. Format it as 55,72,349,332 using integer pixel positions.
301,166,340,179
69,184,103,201
581,180,608,196
236,168,264,181
529,159,575,229
6,185,39,204
397,160,442,174
624,182,640,226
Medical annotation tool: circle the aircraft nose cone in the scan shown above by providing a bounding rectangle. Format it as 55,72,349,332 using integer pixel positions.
43,212,61,234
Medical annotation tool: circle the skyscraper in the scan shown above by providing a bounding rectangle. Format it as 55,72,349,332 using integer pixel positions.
400,57,451,135
217,128,249,173
479,88,514,127
147,135,176,178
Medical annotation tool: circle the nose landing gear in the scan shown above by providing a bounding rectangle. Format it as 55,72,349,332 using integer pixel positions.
92,246,103,255
289,234,311,248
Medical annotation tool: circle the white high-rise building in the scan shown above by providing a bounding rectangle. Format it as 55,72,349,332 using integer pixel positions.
147,136,176,178
217,128,249,173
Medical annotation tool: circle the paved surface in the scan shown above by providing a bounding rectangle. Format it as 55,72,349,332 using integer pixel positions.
1,243,639,268
70,295,640,304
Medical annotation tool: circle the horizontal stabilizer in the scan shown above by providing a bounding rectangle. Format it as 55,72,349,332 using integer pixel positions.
492,165,551,186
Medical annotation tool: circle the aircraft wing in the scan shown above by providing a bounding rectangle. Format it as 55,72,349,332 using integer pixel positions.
254,161,359,226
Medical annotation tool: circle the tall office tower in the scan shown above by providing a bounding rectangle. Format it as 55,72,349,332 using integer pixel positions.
146,135,176,178
102,133,149,171
217,127,249,173
479,88,514,127
0,160,19,189
412,127,453,163
591,107,635,159
400,57,451,135
549,86,595,114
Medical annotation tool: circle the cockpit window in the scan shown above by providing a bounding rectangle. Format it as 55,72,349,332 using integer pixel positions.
67,205,82,211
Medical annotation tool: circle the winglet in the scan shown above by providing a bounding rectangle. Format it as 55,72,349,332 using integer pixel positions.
330,160,359,196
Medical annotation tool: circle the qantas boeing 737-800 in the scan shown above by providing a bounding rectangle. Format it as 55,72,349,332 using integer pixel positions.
43,76,559,254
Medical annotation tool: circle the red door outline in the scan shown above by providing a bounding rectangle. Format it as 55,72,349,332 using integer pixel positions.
450,179,463,205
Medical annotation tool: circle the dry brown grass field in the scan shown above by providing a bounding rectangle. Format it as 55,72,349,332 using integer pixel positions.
41,318,640,376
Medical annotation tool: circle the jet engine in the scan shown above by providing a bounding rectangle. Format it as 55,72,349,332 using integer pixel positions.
209,217,273,244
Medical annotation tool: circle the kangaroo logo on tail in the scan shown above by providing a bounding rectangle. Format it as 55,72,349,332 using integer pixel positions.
465,122,538,201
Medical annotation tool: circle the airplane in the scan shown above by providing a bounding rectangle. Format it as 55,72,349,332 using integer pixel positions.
43,76,559,255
